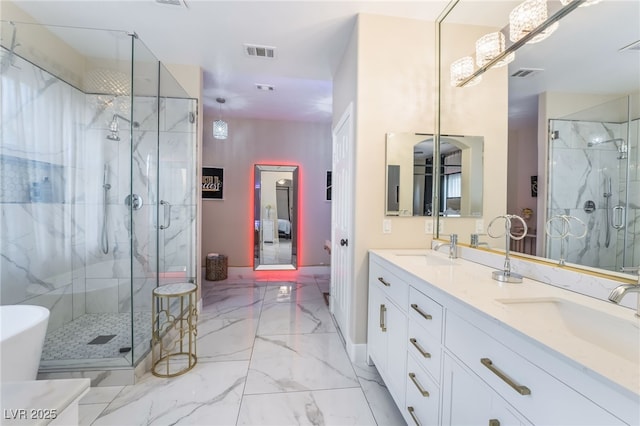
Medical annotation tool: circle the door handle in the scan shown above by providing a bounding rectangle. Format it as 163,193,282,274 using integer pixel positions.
379,304,387,332
612,205,625,230
160,200,171,230
340,238,348,246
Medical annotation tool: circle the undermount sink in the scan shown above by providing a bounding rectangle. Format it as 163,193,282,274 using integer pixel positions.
393,253,454,266
496,297,640,363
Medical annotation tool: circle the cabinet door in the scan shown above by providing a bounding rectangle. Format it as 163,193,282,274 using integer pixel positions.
442,355,529,426
367,283,387,368
385,299,407,402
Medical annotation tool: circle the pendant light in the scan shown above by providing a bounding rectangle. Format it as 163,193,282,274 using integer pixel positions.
213,97,228,140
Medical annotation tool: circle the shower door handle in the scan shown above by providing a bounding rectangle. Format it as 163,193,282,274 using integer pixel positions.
612,205,625,230
160,200,172,230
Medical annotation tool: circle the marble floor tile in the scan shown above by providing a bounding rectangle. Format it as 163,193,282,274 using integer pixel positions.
262,281,325,304
79,386,124,405
237,388,377,426
352,362,406,425
79,276,399,426
80,403,109,426
244,333,359,395
92,361,248,425
257,300,336,335
197,313,259,362
200,285,265,319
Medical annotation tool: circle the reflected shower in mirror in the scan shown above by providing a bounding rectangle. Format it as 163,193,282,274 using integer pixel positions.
254,165,298,270
385,132,483,217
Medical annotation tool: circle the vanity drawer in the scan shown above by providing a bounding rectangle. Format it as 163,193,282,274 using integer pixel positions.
408,287,443,341
407,320,441,383
370,259,409,309
445,310,624,425
406,354,440,426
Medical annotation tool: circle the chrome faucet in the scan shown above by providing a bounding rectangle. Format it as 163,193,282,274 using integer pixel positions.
470,233,490,249
608,266,640,317
433,234,458,259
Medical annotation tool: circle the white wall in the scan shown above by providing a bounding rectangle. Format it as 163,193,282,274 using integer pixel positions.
334,14,437,346
201,117,332,267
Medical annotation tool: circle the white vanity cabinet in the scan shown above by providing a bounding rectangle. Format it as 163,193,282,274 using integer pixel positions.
444,310,624,426
367,257,409,410
367,251,634,426
442,353,531,426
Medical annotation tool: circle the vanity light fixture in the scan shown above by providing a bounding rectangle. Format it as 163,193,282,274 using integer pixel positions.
476,32,515,68
450,56,482,87
213,97,228,140
509,0,559,44
455,0,582,87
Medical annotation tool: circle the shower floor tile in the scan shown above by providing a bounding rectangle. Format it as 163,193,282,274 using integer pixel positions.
42,312,152,361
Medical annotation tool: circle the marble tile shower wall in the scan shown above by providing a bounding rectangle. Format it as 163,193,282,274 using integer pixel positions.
1,52,197,339
83,95,197,316
1,53,86,331
548,119,638,271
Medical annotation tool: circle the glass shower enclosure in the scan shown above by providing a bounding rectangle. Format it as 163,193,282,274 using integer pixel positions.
546,95,638,273
0,21,197,375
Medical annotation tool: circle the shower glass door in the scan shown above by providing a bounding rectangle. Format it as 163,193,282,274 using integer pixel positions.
546,95,638,273
157,63,197,286
129,36,161,365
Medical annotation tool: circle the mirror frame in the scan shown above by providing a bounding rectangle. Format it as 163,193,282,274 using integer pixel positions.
253,164,298,271
385,132,484,217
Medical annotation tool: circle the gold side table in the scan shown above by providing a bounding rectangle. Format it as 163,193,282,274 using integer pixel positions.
151,282,198,377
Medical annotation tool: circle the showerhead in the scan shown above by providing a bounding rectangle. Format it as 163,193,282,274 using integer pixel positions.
587,138,624,147
587,138,628,159
107,115,120,141
105,114,139,141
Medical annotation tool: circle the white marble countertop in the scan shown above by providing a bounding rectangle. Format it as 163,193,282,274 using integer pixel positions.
370,249,640,397
1,378,90,425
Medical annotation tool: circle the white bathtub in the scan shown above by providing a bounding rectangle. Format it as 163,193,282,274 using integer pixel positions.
0,305,50,381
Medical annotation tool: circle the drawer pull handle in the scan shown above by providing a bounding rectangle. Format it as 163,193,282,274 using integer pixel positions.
411,303,432,320
409,372,430,397
377,277,391,287
481,358,531,396
489,420,500,426
409,338,431,358
379,304,387,332
407,406,421,426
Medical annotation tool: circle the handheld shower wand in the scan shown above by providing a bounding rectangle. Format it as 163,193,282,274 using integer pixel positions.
603,176,612,248
101,164,111,254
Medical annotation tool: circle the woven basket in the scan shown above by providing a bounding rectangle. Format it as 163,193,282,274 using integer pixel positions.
206,254,228,281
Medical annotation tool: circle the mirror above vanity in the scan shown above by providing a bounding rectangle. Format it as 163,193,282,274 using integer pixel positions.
437,0,640,279
385,132,484,217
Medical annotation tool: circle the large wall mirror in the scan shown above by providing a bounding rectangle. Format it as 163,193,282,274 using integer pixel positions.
438,0,640,278
385,132,484,217
254,165,298,270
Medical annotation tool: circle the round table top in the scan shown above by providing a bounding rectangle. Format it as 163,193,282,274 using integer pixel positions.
153,282,197,296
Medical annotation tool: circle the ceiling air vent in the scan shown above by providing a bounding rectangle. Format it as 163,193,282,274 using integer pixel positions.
256,84,274,91
244,44,276,59
511,68,543,78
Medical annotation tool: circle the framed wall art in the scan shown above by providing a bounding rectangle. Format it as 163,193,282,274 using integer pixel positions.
202,167,224,200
